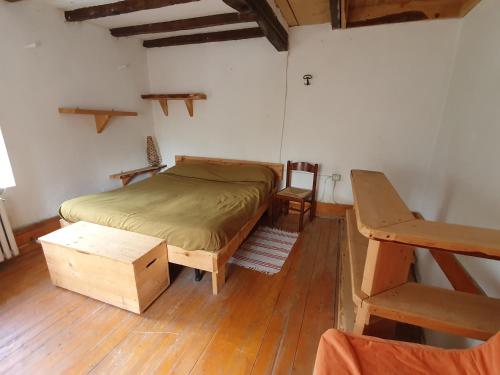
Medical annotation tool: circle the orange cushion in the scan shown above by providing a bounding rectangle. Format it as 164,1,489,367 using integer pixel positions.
313,329,500,375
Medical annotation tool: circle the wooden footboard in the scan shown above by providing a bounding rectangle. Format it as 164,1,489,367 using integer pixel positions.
165,198,270,294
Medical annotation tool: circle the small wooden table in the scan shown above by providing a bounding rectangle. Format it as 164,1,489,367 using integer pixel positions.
39,221,169,314
110,165,166,186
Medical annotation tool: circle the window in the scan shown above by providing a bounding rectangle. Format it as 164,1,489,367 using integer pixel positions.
0,127,15,189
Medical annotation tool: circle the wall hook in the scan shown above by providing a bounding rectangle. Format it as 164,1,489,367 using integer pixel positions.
303,74,312,86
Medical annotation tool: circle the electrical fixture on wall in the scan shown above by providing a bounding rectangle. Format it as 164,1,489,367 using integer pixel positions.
331,173,341,204
303,74,312,86
320,172,341,203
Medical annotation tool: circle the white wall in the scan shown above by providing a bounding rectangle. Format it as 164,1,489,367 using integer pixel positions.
283,22,460,206
146,38,287,166
417,0,500,348
0,1,154,228
147,21,461,206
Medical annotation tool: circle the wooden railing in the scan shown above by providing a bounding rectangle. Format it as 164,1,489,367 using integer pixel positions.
346,169,500,341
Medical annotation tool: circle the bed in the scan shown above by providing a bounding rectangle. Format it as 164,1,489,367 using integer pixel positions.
59,155,284,294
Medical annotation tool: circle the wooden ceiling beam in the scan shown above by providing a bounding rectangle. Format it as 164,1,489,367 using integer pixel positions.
110,12,257,37
143,27,264,48
65,0,199,22
348,11,427,28
223,0,288,51
330,0,341,29
222,0,251,13
273,0,298,27
341,0,348,28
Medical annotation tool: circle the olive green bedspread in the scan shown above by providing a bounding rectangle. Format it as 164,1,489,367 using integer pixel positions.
59,163,275,252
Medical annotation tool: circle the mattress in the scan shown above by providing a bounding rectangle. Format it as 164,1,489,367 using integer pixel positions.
59,163,275,252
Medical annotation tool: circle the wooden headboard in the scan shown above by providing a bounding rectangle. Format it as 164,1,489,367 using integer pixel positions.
175,155,284,185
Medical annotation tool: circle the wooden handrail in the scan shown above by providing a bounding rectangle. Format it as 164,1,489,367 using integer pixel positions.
369,220,500,260
351,170,500,260
348,170,500,340
351,170,415,231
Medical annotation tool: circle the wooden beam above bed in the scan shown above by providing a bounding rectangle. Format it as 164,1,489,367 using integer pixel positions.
143,28,264,48
223,0,288,51
65,0,199,22
110,12,257,37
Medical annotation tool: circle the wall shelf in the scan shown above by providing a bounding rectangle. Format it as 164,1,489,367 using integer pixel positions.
58,107,138,133
110,165,167,186
141,93,207,117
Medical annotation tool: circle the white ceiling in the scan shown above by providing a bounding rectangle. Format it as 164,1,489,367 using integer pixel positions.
40,0,259,40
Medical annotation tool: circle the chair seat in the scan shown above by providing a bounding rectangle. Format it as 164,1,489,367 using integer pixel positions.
276,187,312,200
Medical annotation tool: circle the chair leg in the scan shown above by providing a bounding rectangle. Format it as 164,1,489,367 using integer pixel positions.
299,200,305,232
273,199,282,227
270,199,274,226
310,200,316,221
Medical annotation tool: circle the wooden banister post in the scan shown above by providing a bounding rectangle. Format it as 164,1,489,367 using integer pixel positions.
361,240,414,296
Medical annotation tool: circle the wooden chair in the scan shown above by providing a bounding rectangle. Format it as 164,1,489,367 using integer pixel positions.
273,161,319,231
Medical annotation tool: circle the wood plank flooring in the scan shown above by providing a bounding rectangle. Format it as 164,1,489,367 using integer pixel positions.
0,217,340,375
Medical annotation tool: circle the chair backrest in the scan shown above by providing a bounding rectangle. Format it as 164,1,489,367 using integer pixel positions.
286,161,319,198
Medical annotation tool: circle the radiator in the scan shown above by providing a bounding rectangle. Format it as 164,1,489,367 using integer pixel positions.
0,197,18,262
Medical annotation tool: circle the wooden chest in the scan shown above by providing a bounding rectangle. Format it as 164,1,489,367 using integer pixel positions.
39,221,169,314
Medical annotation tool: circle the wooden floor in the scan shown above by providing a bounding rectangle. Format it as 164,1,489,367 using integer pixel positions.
0,216,340,375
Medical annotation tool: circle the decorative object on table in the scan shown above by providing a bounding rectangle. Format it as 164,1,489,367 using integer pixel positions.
229,226,298,275
110,165,166,186
146,136,161,166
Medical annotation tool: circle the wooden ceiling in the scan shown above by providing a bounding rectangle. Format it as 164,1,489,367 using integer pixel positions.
274,0,482,28
6,0,482,50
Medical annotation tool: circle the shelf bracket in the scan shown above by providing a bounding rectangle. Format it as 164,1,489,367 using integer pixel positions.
159,99,169,116
184,99,194,117
95,114,112,133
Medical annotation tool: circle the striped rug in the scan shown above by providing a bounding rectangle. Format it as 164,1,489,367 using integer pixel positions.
229,226,299,275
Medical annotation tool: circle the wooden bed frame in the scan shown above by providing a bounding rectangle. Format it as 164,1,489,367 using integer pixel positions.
61,155,284,295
